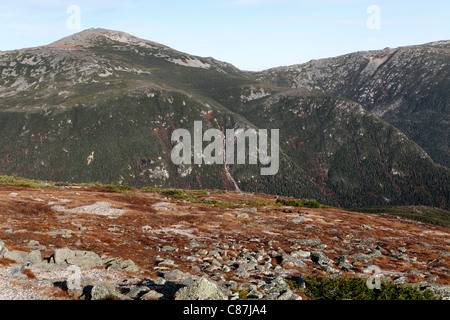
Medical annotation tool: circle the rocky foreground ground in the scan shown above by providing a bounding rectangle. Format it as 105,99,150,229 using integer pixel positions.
0,185,449,300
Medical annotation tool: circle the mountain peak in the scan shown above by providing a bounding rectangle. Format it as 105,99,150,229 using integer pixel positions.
47,28,163,49
44,28,240,73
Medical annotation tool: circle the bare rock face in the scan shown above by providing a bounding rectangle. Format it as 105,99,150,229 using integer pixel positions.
0,182,449,300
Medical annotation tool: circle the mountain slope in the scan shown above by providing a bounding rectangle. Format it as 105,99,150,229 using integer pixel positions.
0,28,448,209
257,41,450,168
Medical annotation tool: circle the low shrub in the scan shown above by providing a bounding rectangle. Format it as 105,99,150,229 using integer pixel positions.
286,275,440,300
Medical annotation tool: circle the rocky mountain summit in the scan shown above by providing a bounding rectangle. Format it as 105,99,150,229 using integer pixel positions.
0,183,448,300
0,29,448,209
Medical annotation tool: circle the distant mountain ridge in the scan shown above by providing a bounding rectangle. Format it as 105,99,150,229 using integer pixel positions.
257,40,450,167
0,28,448,209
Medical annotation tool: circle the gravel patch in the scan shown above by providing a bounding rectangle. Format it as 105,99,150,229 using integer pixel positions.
0,264,127,300
51,201,125,217
0,267,51,300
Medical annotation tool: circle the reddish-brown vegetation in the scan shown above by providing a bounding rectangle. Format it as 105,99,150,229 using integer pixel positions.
0,185,448,285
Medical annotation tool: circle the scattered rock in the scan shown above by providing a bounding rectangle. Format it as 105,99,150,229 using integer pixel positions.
291,250,311,258
89,285,110,300
411,283,450,300
235,212,249,219
26,240,46,250
4,250,28,263
141,290,164,300
158,259,177,267
280,254,308,268
53,248,103,268
175,278,227,300
152,202,177,211
25,250,42,264
246,288,264,299
311,251,331,266
9,264,27,280
103,257,140,272
0,235,445,302
161,245,178,252
336,256,353,271
349,249,382,261
394,276,407,284
310,251,337,271
290,238,321,247
6,249,42,265
0,175,448,303
187,240,205,248
127,285,150,299
261,275,302,300
235,262,257,274
163,269,187,280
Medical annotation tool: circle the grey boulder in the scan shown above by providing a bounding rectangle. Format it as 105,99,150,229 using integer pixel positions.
175,278,227,300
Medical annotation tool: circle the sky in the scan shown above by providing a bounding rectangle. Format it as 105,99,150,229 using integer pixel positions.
0,0,449,71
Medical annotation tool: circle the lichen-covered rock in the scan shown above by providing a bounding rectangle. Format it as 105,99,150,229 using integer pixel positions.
4,250,28,263
53,248,103,268
260,275,302,300
163,269,187,281
103,256,140,272
141,290,164,300
9,264,27,280
411,283,450,300
175,278,227,300
235,261,257,274
25,250,42,264
82,282,131,300
280,254,308,268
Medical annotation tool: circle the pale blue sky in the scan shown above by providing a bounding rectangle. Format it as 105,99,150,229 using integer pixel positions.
0,0,448,71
